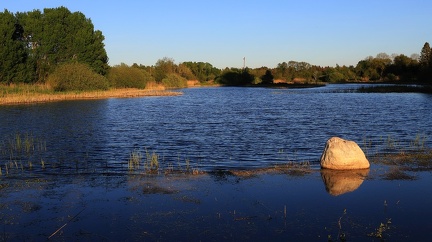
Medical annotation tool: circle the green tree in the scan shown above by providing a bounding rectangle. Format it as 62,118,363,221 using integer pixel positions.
419,42,432,83
176,63,196,80
274,62,288,80
15,7,109,83
0,10,31,83
216,68,254,86
260,69,274,84
154,57,176,82
419,42,431,68
182,61,221,82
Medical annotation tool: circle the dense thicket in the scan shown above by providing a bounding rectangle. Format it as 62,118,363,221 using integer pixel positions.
0,7,108,85
47,62,109,91
108,63,154,89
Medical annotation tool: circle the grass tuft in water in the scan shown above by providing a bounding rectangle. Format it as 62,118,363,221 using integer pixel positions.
128,150,142,171
0,133,47,175
145,149,159,173
367,218,392,239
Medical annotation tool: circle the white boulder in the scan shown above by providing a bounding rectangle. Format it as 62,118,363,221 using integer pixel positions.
320,137,370,170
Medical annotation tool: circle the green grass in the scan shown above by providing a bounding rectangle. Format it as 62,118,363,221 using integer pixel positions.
0,132,47,176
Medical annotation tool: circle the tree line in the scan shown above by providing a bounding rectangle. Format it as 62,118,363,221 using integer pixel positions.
1,7,431,91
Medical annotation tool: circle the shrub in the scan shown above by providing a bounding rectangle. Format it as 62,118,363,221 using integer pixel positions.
161,73,188,88
47,62,109,91
108,64,154,89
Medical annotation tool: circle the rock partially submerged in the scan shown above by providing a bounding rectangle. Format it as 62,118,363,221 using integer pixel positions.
320,137,370,170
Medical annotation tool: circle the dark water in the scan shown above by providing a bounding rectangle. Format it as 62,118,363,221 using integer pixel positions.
1,84,432,173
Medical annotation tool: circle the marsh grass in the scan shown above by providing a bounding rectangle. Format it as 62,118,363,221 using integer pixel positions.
367,218,392,239
229,161,312,178
0,83,181,105
126,149,207,176
0,133,47,176
145,149,159,173
364,133,432,171
382,167,417,180
128,150,142,171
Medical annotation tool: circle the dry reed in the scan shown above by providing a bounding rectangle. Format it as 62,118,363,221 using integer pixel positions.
1,85,181,105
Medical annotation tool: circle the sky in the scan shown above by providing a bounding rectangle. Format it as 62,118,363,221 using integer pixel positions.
2,0,432,69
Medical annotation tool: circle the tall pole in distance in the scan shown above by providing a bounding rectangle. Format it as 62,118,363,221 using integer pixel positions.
243,57,245,70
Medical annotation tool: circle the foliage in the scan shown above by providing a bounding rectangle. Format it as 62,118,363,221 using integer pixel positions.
161,73,188,88
47,62,109,91
154,57,176,83
260,69,274,84
1,7,108,85
108,63,154,89
177,63,197,80
182,61,221,82
215,68,254,86
0,10,33,84
419,42,431,68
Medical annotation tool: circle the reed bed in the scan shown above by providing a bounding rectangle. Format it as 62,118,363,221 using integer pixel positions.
0,84,182,105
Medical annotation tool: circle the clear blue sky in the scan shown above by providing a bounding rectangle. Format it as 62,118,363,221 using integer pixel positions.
3,0,431,68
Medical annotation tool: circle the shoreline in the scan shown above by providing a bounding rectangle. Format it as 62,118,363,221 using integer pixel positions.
0,88,182,106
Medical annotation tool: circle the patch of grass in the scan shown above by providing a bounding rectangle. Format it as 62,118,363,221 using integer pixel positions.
145,149,159,173
357,84,432,93
0,132,47,176
382,167,417,180
371,149,432,171
369,134,432,171
229,161,313,178
128,150,142,171
126,149,204,176
367,218,392,239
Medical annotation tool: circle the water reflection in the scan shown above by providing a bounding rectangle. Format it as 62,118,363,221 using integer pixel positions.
320,169,369,196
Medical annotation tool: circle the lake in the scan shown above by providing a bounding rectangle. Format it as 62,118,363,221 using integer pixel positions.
1,84,432,241
1,84,431,173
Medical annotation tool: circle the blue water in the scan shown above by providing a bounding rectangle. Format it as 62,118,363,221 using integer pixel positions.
1,84,432,172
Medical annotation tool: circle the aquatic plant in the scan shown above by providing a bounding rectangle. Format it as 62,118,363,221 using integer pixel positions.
145,149,159,172
128,150,142,171
0,133,47,175
367,218,392,239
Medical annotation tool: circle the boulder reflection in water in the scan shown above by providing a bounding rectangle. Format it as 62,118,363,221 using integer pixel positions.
320,169,369,196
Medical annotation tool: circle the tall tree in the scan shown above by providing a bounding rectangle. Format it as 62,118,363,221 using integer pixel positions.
154,57,176,82
0,10,31,83
15,7,109,83
420,42,431,68
261,69,274,84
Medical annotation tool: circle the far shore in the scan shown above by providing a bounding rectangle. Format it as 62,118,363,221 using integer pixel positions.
0,88,182,106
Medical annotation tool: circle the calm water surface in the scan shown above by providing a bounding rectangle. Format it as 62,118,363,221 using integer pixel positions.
1,84,432,172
